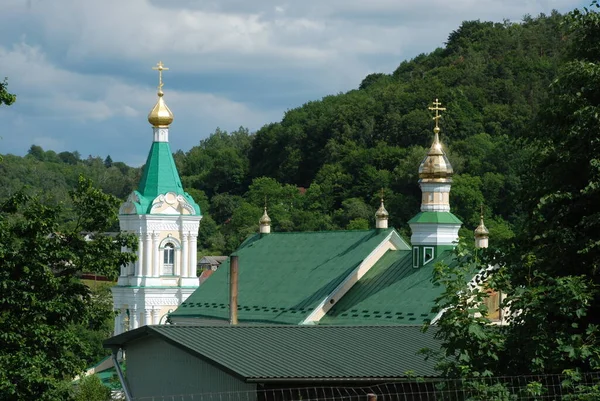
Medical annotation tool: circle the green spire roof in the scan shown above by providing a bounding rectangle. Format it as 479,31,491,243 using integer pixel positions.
124,141,200,215
138,142,185,198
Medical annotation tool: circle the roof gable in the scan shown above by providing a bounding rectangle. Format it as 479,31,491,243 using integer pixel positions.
104,325,440,380
170,229,397,324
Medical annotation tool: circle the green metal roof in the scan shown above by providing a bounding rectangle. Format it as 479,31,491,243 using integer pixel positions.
128,141,200,215
170,229,396,323
320,250,456,325
104,325,440,381
408,211,462,224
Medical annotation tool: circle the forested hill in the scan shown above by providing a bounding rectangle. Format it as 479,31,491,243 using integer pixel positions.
0,11,568,254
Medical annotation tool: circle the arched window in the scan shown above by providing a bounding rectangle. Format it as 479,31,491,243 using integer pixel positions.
163,243,175,275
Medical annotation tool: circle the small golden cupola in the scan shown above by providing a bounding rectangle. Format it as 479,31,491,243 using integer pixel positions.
474,207,490,249
418,99,453,183
375,190,389,229
148,61,174,128
259,204,271,234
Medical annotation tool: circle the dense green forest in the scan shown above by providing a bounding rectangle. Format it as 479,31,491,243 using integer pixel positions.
0,11,566,255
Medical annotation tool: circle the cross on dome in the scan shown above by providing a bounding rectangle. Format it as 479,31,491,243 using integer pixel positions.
428,98,446,130
152,61,169,93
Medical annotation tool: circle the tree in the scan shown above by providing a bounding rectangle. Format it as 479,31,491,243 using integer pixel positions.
498,2,600,375
0,78,16,106
103,155,113,168
0,176,137,400
426,4,600,386
71,374,111,401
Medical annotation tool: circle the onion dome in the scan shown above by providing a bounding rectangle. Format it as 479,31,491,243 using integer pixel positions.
259,207,271,225
418,126,453,181
376,199,389,219
148,90,174,127
474,213,489,238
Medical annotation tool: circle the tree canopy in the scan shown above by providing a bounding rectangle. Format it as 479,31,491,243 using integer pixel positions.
0,177,136,400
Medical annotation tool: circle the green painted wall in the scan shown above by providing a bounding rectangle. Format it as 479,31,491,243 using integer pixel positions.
411,245,454,268
126,336,256,399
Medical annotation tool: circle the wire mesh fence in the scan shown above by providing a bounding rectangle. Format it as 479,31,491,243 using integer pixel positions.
130,372,600,401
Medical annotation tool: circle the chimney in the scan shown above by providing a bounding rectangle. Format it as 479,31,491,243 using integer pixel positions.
229,255,239,325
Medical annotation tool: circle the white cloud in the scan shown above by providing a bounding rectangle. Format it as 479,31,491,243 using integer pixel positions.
0,0,587,163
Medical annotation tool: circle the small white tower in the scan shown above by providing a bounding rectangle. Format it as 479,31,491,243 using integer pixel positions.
259,206,271,234
375,192,389,229
474,208,489,249
112,61,202,334
408,99,462,268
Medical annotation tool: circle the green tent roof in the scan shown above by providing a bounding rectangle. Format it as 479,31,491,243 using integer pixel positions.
104,325,440,381
170,229,396,323
126,142,200,215
321,250,457,325
408,211,462,224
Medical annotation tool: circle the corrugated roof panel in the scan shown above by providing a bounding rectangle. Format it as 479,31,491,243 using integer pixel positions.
171,229,395,324
320,250,456,325
105,325,439,380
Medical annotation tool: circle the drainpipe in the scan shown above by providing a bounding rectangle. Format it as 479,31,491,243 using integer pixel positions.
229,255,239,325
111,349,133,401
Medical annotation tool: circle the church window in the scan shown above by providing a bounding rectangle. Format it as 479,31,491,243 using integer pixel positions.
412,247,419,268
423,247,434,265
163,243,175,275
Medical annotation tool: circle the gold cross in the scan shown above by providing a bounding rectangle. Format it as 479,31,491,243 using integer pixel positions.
428,98,446,128
152,61,169,91
380,188,385,201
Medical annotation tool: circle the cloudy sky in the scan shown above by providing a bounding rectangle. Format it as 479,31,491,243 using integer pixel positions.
0,0,587,166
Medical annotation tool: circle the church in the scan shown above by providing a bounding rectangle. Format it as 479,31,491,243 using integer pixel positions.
110,63,495,332
102,63,497,399
167,105,494,326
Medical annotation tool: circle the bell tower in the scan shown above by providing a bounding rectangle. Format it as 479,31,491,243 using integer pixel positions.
111,62,202,334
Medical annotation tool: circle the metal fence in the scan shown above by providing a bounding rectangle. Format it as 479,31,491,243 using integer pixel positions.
130,372,600,401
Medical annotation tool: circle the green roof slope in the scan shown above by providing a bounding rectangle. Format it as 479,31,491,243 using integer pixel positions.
408,211,462,224
130,142,200,215
320,250,456,325
171,229,395,324
104,325,440,380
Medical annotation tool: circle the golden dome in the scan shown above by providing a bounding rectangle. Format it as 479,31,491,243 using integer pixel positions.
148,90,174,128
474,214,489,238
375,199,389,218
418,127,454,182
259,207,271,225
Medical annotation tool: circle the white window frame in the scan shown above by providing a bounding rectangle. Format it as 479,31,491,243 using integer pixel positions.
412,246,419,268
423,246,435,266
163,243,175,276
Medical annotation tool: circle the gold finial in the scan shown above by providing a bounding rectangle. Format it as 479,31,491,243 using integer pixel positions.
152,61,169,95
428,98,446,132
148,61,174,127
380,188,384,202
